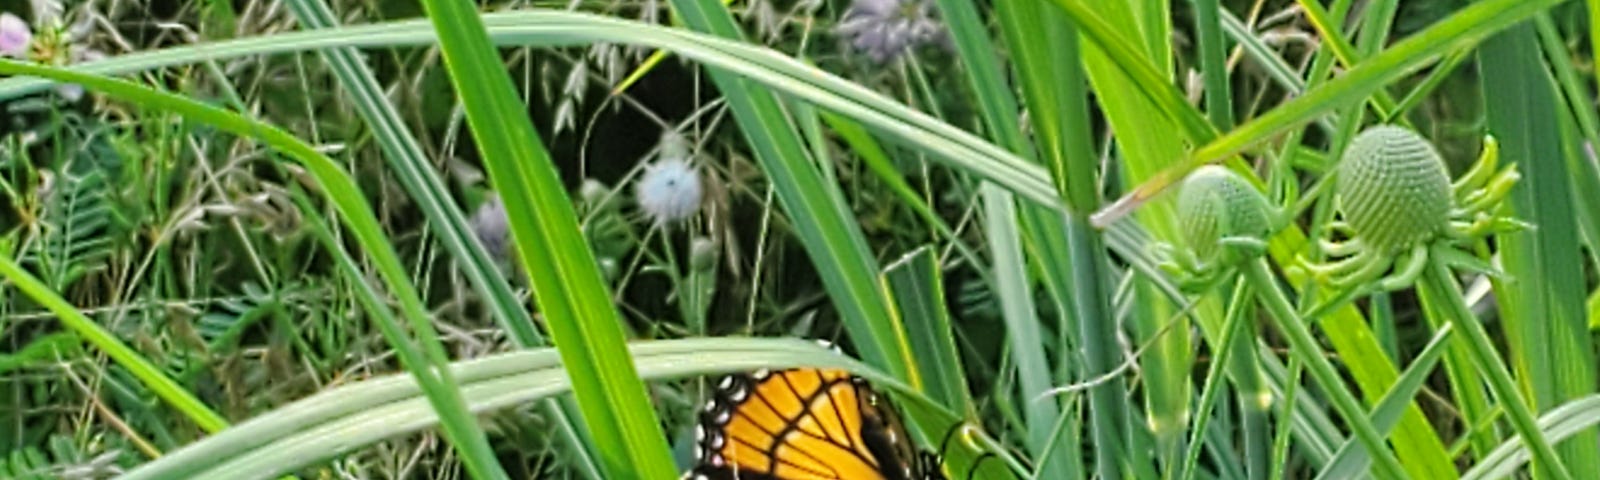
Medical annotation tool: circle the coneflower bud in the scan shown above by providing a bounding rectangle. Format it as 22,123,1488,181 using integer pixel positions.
1177,165,1272,263
1337,125,1453,253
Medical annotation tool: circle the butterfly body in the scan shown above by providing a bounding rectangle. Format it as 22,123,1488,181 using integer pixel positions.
684,368,943,480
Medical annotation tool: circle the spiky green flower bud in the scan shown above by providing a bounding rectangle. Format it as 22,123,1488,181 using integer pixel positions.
1177,165,1273,263
1337,125,1453,253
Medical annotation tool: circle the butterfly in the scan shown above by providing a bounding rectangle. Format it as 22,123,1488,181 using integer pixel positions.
682,368,945,480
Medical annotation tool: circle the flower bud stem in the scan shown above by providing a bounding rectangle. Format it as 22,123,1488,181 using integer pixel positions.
1241,259,1408,480
1417,248,1573,480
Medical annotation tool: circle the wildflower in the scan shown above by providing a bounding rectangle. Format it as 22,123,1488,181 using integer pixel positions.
834,0,945,63
0,9,105,101
470,194,513,262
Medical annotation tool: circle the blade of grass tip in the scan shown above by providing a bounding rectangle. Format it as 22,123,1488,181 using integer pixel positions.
0,255,230,433
937,0,1083,474
1479,20,1597,480
410,2,678,479
283,1,601,476
664,0,913,382
1094,0,1566,227
0,58,512,477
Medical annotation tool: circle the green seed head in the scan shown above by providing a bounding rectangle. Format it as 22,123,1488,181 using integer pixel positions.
1337,125,1453,253
1177,165,1272,262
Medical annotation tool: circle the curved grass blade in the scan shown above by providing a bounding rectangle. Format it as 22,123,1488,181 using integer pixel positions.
118,338,953,480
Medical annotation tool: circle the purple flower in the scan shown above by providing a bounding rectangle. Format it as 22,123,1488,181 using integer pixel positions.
0,13,31,57
834,0,945,63
0,10,105,100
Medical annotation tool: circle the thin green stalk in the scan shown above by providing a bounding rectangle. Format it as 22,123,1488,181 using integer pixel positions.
1180,277,1263,480
1191,0,1234,129
1240,259,1406,480
1419,247,1574,480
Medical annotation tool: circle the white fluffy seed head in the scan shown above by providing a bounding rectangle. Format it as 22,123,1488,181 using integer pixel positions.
635,158,703,225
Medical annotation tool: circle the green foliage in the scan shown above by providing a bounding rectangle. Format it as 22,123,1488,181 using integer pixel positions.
1,0,1598,479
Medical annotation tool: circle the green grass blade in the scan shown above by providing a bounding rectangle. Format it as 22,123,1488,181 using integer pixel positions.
1478,20,1598,479
407,2,676,478
1191,0,1234,128
665,0,914,384
1464,396,1600,480
1317,323,1454,479
1071,1,1195,474
0,255,230,433
883,247,973,416
280,2,600,476
938,0,1082,474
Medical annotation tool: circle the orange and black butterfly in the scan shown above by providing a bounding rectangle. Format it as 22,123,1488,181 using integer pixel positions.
682,368,945,480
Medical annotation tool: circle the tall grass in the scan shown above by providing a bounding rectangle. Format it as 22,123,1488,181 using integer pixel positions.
1,0,1598,479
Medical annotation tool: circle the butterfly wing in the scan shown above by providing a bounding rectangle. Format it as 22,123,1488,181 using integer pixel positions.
686,368,928,480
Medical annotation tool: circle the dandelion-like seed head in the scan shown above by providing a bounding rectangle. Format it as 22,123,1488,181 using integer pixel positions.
636,158,703,225
834,0,945,63
470,194,513,262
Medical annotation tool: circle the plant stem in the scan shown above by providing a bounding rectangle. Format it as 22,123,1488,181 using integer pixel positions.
1418,247,1574,480
1241,259,1406,480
